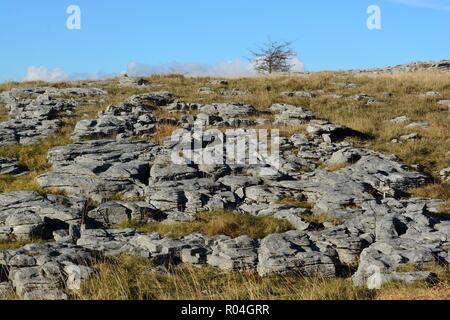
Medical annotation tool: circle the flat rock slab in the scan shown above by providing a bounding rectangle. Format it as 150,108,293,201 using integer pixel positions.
207,236,259,271
257,231,338,277
0,88,106,147
37,140,161,202
0,191,85,240
88,201,165,227
1,243,96,300
0,87,107,104
0,158,28,176
72,92,173,141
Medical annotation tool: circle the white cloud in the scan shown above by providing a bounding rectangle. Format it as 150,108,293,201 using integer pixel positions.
290,57,306,73
23,56,305,82
23,66,114,82
23,66,68,82
69,72,115,81
127,59,256,77
127,57,305,77
389,0,450,12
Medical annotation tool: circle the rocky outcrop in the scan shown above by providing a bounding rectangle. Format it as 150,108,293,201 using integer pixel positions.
271,103,315,126
257,231,338,277
72,92,174,141
1,84,449,299
356,60,450,74
37,140,161,202
0,243,96,300
87,201,164,227
0,87,107,146
0,191,85,241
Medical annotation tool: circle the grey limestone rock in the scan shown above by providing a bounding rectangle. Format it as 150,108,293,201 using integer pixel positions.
0,158,28,176
257,231,338,277
207,236,259,271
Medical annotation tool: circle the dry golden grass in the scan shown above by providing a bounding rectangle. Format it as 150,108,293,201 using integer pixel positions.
0,127,73,193
376,285,450,300
378,263,450,300
253,197,344,226
0,173,43,193
0,240,34,250
121,211,293,239
322,162,350,172
257,123,308,137
410,183,450,199
73,255,450,301
149,123,180,145
301,213,344,226
277,197,314,209
73,255,375,300
0,104,8,122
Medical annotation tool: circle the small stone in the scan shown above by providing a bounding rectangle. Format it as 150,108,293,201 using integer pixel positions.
390,116,410,124
367,272,438,290
440,167,450,181
437,100,450,110
399,133,420,141
406,122,430,129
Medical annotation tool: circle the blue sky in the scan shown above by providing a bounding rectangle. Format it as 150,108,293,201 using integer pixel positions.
0,0,449,82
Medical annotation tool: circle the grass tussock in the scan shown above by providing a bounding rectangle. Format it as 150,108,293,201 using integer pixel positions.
0,240,34,250
378,263,450,300
0,104,8,122
0,133,72,193
321,162,350,172
376,285,450,300
120,211,293,239
277,197,314,209
149,123,180,145
73,255,375,300
301,213,344,226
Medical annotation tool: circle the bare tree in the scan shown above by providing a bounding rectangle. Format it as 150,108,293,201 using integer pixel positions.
251,40,297,74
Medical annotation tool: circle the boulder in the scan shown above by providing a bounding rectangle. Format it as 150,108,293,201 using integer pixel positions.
37,140,159,202
0,191,85,240
88,201,164,227
198,103,256,118
1,243,96,300
207,236,259,271
257,231,338,277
